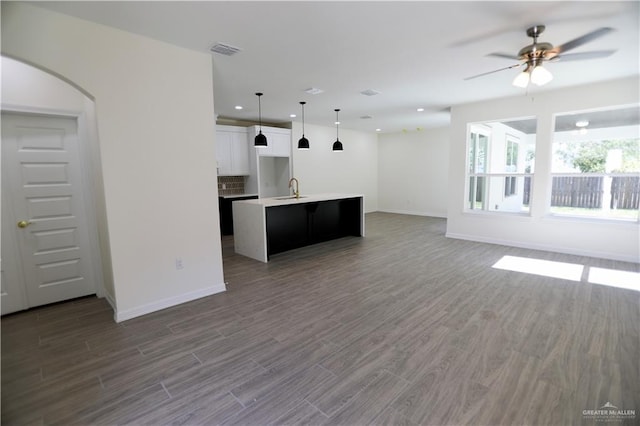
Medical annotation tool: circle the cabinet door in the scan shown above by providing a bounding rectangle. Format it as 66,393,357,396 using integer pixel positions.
217,129,249,176
270,132,291,157
256,130,291,157
216,131,233,175
272,133,291,157
230,132,250,175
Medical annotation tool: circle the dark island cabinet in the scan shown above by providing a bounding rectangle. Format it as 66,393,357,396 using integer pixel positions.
219,195,258,235
265,197,362,257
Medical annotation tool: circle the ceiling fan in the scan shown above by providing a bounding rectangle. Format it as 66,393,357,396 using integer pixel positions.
465,25,616,88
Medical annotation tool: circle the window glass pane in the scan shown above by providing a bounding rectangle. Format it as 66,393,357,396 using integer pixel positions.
487,176,530,212
551,105,640,221
477,134,488,173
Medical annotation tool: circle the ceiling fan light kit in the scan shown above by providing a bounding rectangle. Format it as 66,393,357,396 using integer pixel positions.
512,63,553,88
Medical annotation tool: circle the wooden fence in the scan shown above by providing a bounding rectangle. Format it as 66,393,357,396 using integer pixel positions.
541,176,640,209
611,176,640,209
522,176,639,209
551,176,603,208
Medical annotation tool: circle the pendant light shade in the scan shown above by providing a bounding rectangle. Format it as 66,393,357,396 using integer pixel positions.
297,101,309,150
512,69,530,88
332,109,343,152
254,92,267,147
530,64,553,86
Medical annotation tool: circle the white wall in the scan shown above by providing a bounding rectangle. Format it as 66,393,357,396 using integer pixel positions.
291,122,378,212
447,77,640,262
2,3,225,321
377,127,449,218
2,56,115,302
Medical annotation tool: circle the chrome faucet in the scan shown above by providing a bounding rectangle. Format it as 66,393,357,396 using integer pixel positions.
288,177,300,199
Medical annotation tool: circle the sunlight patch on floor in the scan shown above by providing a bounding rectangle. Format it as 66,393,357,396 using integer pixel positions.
588,267,640,292
492,256,640,292
492,255,584,281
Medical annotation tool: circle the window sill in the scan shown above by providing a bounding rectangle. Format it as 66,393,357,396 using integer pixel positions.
544,213,639,225
463,210,532,219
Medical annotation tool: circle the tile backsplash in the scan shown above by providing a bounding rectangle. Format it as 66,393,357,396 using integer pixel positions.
218,176,246,195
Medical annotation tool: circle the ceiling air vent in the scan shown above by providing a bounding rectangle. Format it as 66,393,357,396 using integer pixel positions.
209,42,242,56
360,89,381,96
304,87,324,95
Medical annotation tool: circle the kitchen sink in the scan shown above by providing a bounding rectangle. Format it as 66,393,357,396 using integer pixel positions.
274,196,308,200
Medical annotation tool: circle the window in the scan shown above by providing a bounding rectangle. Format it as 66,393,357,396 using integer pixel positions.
551,105,640,221
466,118,536,213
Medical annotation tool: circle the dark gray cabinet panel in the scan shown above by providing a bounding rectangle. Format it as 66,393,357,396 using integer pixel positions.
219,195,258,235
265,197,362,258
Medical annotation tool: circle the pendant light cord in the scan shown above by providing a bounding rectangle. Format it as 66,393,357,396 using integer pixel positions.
256,92,263,131
258,96,262,130
335,109,340,139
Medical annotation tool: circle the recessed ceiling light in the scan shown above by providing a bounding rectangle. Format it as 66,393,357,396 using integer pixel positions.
376,128,382,132
304,87,324,95
234,105,243,110
417,108,425,112
290,114,297,118
576,120,589,127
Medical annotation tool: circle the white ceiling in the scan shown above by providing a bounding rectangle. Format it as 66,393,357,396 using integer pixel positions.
31,1,640,133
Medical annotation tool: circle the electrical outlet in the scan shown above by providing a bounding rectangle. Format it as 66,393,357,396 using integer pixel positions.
175,258,184,270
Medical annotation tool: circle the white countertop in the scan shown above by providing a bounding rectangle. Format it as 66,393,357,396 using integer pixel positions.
235,193,364,207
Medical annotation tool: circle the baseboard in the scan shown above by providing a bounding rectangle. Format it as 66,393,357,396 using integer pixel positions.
113,283,226,323
104,292,117,314
376,208,447,219
445,232,639,263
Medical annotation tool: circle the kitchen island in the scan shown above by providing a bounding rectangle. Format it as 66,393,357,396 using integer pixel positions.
232,193,364,262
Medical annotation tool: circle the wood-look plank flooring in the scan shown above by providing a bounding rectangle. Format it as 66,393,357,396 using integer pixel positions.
2,212,639,425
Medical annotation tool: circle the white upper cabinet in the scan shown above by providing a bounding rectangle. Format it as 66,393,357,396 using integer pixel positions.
216,125,250,176
248,125,291,157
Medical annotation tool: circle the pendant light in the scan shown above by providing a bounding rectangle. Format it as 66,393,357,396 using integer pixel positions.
254,92,267,147
297,101,310,150
332,109,343,152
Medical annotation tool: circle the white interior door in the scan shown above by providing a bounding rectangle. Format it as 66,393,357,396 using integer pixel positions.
1,112,97,314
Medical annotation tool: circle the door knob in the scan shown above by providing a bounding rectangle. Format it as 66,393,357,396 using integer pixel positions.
17,220,31,228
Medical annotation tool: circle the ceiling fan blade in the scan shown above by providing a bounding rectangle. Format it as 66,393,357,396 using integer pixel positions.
554,27,614,54
487,52,520,60
464,63,523,81
552,50,616,62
